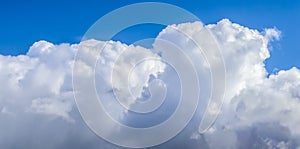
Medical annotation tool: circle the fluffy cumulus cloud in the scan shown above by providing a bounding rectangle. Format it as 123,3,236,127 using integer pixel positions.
0,19,299,149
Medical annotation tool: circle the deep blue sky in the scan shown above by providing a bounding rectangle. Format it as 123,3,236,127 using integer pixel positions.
0,0,299,72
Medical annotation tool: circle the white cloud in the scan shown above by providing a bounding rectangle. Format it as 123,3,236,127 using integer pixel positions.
264,28,281,41
0,19,299,149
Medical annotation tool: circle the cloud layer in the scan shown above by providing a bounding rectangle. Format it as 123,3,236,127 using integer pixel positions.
0,19,299,149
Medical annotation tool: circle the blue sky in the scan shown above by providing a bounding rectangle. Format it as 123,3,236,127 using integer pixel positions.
0,0,299,72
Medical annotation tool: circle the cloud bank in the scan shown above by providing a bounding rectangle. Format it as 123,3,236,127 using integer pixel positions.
0,19,299,149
